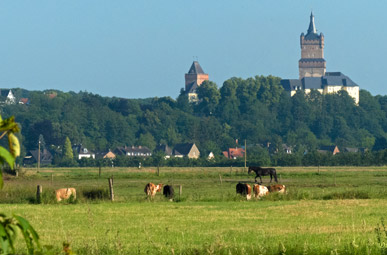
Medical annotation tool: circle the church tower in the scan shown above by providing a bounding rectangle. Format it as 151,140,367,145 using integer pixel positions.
299,12,326,79
185,61,209,103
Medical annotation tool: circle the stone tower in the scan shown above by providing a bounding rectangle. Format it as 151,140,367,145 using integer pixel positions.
185,61,209,103
299,12,326,79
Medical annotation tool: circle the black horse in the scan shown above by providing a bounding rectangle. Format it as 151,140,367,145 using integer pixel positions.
248,166,278,184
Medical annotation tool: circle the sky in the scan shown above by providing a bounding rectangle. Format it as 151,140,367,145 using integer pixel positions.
0,1,385,99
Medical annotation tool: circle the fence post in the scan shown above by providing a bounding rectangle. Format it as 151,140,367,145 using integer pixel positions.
99,166,101,178
108,178,114,201
219,174,223,185
36,185,42,204
51,173,53,185
179,185,182,197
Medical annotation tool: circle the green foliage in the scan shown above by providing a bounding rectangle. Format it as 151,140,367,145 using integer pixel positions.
82,188,110,200
63,137,73,160
1,76,386,168
0,115,41,254
0,214,41,254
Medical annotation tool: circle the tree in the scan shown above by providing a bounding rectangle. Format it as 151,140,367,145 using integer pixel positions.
63,137,73,160
137,133,156,151
196,80,220,116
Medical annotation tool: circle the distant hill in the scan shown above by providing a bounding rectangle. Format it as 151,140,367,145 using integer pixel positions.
0,75,386,163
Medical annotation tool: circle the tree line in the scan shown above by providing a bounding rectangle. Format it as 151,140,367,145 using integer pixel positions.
2,73,387,166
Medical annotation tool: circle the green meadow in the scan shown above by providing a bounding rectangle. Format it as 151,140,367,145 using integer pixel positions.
1,166,387,254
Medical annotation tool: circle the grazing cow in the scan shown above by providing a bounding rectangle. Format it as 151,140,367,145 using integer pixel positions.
163,185,174,201
267,184,286,194
236,182,252,200
253,184,269,199
144,183,163,198
55,188,76,202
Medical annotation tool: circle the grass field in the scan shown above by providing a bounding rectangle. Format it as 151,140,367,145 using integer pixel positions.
1,166,387,254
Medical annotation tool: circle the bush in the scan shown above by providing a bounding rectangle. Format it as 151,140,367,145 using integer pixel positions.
82,188,110,200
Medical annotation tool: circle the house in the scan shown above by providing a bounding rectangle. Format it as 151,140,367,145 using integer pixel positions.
0,89,16,105
267,143,292,154
223,148,245,159
96,150,116,159
18,98,29,105
173,143,200,159
207,152,215,160
282,144,292,154
154,144,173,158
23,149,53,166
318,145,340,155
73,145,95,160
343,147,368,153
115,146,152,157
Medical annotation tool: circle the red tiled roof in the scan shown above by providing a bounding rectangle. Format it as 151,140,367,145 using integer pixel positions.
223,148,245,159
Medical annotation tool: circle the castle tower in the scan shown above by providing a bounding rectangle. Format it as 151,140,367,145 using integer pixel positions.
185,61,209,103
299,12,326,79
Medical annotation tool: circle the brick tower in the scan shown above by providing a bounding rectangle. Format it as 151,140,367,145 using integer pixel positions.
299,12,326,79
185,61,209,103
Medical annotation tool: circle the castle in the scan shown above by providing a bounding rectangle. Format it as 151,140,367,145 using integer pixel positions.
184,61,209,103
281,12,359,104
183,13,360,104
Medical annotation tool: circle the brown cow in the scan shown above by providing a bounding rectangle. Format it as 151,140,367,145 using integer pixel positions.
253,184,269,199
236,182,252,200
267,184,286,194
55,188,76,202
144,183,163,198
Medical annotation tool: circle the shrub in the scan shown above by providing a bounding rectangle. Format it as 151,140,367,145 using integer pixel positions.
82,188,109,200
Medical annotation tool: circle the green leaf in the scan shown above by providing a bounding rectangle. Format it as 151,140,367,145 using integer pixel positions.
0,147,15,170
14,215,40,251
8,133,20,158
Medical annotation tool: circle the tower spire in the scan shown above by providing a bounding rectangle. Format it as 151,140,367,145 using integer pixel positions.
307,11,317,34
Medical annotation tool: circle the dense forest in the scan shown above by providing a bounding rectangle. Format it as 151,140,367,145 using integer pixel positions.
1,74,386,166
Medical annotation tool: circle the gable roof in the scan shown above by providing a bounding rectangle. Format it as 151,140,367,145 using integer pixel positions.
188,61,205,74
174,143,195,156
155,144,172,156
24,149,53,165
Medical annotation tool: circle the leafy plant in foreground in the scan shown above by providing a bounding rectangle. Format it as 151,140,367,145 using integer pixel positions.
0,115,41,254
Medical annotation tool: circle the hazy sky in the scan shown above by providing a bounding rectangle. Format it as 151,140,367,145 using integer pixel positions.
0,1,385,99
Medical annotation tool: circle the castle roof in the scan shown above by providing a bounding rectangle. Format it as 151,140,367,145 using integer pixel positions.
281,72,359,92
303,12,323,40
188,61,206,74
280,79,301,91
323,72,359,87
302,77,322,90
